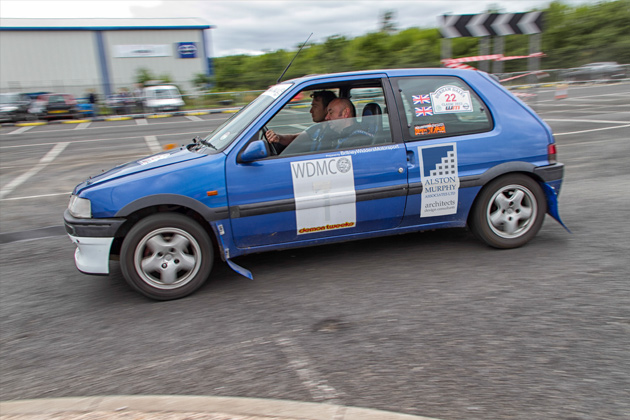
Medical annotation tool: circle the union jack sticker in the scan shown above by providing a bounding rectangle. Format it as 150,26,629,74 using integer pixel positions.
412,94,431,104
415,106,433,117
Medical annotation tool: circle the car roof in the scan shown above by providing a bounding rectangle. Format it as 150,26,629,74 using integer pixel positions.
283,68,483,85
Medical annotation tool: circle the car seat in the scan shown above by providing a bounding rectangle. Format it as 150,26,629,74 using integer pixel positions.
361,102,382,135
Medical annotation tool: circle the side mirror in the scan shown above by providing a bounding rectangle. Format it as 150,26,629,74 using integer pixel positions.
239,140,269,163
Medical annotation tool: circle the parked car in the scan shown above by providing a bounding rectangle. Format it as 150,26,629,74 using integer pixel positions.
142,85,184,113
29,93,79,120
563,62,626,81
105,94,135,115
65,68,566,300
0,92,32,123
77,98,95,117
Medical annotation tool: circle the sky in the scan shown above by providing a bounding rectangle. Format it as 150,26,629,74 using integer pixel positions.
1,0,599,57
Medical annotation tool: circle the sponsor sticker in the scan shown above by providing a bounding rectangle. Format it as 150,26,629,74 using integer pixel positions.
138,154,169,165
415,123,446,136
262,83,291,99
430,85,473,114
291,156,356,234
418,143,459,217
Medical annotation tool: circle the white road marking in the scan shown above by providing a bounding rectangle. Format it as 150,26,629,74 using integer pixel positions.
275,337,342,404
8,126,34,135
186,115,203,122
544,119,629,124
136,118,148,125
554,124,630,136
281,108,308,115
288,123,309,129
0,129,210,150
75,122,91,129
0,191,72,201
144,135,162,154
0,142,69,199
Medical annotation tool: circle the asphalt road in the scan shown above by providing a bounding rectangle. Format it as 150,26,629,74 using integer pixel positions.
1,82,629,420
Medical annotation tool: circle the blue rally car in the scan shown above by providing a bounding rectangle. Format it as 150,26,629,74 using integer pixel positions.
64,69,565,300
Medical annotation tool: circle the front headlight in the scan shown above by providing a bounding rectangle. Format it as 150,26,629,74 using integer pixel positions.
68,195,92,218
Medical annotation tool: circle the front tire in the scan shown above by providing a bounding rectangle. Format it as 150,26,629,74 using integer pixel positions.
469,174,546,249
120,213,213,300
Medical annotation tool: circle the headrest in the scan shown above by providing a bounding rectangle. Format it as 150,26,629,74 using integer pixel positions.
362,102,382,117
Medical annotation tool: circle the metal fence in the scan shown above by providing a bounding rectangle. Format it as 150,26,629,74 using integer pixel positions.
497,65,629,112
2,65,627,116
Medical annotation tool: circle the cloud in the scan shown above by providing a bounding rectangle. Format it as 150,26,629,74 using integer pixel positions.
2,0,602,57
127,0,571,57
128,1,388,56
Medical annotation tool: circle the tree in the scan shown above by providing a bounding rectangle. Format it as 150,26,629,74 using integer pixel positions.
135,68,156,86
380,10,397,34
210,0,629,90
192,73,214,90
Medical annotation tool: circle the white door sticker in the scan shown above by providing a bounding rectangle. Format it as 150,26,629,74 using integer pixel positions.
419,143,460,217
430,85,473,114
291,156,356,234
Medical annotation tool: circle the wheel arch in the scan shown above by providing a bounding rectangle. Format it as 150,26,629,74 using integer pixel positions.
110,194,225,257
465,162,547,225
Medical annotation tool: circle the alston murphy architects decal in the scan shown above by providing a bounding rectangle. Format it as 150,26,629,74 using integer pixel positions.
419,143,460,217
291,156,356,234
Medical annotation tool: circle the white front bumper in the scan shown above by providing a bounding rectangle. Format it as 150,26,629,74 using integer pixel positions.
68,234,114,274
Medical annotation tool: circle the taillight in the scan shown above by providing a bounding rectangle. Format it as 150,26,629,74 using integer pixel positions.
548,143,557,164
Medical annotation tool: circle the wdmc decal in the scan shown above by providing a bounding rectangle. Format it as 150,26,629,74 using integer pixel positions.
419,143,460,217
291,156,356,234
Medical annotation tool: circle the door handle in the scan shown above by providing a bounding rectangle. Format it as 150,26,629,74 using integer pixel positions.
406,150,416,169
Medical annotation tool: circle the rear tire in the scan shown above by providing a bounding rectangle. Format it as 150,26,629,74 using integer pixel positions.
469,174,546,249
120,213,213,300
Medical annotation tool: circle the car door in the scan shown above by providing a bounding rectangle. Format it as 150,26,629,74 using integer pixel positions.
224,77,408,249
390,75,494,227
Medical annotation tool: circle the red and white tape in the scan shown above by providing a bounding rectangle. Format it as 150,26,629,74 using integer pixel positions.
441,52,546,71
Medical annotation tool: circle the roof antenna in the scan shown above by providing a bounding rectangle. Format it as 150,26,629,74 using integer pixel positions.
277,33,312,84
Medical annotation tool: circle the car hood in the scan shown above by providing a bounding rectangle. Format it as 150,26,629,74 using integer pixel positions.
76,147,207,191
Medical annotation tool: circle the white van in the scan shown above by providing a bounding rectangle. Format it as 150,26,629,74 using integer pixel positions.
142,85,184,113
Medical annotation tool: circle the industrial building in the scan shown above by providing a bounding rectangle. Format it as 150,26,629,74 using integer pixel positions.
0,18,213,98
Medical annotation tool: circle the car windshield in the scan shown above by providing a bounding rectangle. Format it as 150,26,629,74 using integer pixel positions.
155,89,178,99
201,83,292,150
0,94,19,103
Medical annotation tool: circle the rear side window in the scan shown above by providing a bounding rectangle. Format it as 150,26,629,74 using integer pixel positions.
393,76,492,141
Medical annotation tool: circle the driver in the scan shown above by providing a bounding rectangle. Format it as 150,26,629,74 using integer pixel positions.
264,90,336,153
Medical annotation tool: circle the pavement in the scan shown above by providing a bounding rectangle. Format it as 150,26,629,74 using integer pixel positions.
0,395,443,420
2,108,443,420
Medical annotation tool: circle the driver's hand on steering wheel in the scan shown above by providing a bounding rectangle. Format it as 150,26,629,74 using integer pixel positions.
265,129,280,144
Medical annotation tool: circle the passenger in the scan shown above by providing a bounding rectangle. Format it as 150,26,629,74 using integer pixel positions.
323,98,373,149
265,90,337,153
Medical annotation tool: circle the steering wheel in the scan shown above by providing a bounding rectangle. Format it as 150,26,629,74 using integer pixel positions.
262,125,278,156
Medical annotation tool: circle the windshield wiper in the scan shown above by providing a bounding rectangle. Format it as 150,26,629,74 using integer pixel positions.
194,136,217,150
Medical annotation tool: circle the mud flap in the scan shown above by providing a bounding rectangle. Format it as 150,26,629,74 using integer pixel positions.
542,182,571,233
226,258,253,280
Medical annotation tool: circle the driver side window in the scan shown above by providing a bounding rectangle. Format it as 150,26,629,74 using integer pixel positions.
264,83,394,158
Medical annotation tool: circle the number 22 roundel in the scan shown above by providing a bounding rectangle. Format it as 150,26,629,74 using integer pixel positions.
430,85,473,114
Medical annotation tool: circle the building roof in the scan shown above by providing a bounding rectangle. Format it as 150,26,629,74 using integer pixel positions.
0,18,213,31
